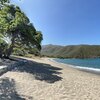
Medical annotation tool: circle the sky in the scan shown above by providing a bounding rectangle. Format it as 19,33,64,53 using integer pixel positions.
11,0,100,46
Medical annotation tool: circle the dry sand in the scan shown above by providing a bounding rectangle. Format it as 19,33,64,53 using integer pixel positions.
0,57,100,100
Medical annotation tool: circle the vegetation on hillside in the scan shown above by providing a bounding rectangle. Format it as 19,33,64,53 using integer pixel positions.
0,0,43,58
41,45,100,59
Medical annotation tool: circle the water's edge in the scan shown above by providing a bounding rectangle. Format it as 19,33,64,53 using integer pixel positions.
49,58,100,75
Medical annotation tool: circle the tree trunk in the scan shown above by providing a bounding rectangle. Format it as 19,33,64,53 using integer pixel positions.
0,53,2,58
0,48,4,58
5,34,16,58
6,45,14,58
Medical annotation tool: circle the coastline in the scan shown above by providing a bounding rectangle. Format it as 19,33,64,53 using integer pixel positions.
0,57,100,99
51,58,100,75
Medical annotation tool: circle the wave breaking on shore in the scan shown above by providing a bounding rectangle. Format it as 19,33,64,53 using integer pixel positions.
52,58,100,74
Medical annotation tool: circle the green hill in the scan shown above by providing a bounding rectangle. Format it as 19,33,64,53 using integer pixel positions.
41,44,100,58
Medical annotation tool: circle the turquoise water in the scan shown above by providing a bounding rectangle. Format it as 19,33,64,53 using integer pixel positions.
54,58,100,70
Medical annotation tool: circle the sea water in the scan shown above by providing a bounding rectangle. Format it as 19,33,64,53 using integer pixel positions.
54,58,100,72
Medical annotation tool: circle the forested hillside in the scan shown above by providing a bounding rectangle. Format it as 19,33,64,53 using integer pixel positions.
41,44,100,58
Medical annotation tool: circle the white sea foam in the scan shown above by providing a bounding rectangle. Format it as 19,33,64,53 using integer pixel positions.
74,66,100,72
51,58,100,73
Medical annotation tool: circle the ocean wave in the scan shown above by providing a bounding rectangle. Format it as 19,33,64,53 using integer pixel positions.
51,59,100,73
73,66,100,73
51,58,100,74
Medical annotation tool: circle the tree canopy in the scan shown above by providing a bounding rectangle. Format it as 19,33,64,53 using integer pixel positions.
0,0,43,58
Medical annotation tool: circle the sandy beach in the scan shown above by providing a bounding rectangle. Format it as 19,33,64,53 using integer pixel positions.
0,57,100,100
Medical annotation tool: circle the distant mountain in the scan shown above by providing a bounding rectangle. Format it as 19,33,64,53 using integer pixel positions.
41,44,100,58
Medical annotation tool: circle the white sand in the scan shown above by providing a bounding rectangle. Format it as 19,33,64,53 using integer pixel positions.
0,57,100,100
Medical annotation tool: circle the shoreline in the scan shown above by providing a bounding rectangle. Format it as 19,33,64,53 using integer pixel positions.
50,58,100,75
0,57,100,99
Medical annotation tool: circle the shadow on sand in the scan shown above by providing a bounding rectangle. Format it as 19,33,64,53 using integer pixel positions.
11,58,63,83
0,58,62,99
0,77,27,100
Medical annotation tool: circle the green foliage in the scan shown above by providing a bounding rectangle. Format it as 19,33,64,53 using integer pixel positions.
13,47,27,56
41,45,100,59
0,0,10,4
0,0,43,58
28,48,40,56
13,47,40,56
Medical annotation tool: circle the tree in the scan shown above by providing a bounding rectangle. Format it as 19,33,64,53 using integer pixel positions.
0,0,43,58
0,34,9,57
